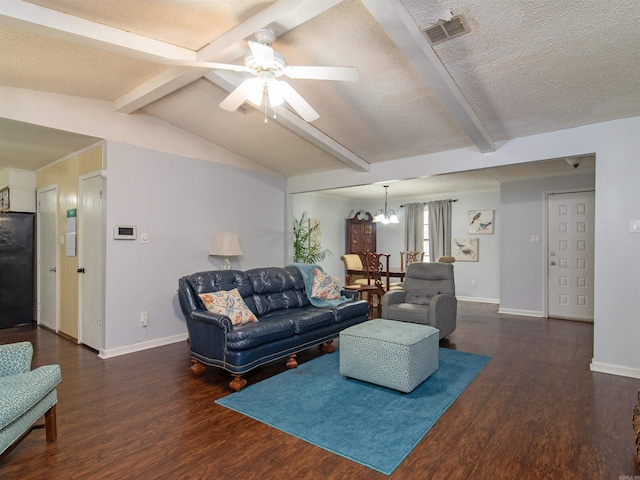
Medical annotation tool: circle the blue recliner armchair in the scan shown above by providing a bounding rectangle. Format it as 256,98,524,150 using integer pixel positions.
0,341,62,460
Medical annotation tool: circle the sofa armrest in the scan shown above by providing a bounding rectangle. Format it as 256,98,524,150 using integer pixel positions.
0,342,33,378
190,310,233,331
341,289,358,300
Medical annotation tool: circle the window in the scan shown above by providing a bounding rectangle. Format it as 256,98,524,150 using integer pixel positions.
423,208,430,262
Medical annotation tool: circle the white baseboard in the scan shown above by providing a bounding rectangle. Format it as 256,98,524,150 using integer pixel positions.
497,307,544,317
457,296,500,304
99,332,189,359
590,360,640,379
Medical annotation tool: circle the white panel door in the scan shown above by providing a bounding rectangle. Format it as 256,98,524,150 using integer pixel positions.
547,191,595,321
78,174,104,350
37,187,58,331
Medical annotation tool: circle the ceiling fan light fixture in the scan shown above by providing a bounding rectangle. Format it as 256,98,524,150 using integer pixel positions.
210,28,357,123
268,80,285,107
246,80,264,106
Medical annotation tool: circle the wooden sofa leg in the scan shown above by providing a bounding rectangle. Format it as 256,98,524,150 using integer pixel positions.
190,359,206,375
45,404,57,442
229,374,247,391
322,340,336,354
286,354,298,369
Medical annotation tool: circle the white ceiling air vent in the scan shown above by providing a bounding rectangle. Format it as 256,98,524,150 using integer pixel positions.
421,15,470,45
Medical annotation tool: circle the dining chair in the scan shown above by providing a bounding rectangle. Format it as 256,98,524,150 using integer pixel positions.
362,252,403,310
340,254,369,286
400,251,425,272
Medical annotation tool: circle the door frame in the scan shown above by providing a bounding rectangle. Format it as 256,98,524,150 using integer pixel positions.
36,185,59,331
543,187,596,319
77,171,106,350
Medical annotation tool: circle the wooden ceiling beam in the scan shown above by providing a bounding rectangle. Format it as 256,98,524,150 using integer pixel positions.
361,0,495,153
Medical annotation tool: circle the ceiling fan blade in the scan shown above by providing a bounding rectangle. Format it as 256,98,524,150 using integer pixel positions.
283,65,359,82
278,81,319,122
247,41,274,68
160,59,250,73
219,78,261,112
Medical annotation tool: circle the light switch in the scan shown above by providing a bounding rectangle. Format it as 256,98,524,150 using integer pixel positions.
631,220,640,233
140,233,149,244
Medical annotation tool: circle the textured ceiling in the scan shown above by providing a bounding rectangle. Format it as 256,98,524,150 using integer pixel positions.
0,0,638,191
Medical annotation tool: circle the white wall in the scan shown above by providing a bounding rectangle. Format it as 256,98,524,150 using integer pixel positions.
288,116,640,379
102,141,286,356
591,120,640,378
450,191,500,302
499,173,596,316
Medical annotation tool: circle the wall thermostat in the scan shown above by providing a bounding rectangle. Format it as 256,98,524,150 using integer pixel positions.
113,225,137,240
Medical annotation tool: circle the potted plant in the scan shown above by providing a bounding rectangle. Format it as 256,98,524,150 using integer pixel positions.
293,211,332,263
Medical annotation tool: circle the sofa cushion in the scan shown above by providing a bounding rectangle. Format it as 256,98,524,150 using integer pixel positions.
226,318,295,350
385,303,431,325
199,289,258,326
0,365,61,427
247,267,305,316
311,268,342,300
262,306,335,334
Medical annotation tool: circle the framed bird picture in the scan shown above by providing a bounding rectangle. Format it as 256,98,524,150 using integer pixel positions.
454,238,478,262
468,210,494,234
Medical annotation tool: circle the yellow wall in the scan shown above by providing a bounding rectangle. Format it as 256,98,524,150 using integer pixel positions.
37,145,103,339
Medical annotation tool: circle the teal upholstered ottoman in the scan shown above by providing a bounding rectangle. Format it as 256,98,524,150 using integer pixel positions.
339,319,439,393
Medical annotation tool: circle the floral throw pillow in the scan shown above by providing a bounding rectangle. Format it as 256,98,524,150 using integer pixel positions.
311,268,342,300
199,288,258,326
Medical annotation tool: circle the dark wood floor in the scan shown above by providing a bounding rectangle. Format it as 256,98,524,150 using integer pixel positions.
1,302,638,479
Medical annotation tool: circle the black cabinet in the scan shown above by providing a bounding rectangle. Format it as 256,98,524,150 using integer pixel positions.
0,212,35,328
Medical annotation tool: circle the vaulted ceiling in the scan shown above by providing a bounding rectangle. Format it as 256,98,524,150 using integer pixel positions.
0,0,638,187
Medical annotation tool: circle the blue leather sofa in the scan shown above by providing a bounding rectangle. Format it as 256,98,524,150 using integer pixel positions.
178,265,369,390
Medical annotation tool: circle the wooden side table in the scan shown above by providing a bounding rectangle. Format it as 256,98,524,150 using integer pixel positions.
344,284,378,319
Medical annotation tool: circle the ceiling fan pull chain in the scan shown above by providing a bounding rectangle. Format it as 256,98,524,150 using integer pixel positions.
263,85,268,123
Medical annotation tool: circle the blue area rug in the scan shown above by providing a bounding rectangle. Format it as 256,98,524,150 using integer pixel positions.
216,348,490,475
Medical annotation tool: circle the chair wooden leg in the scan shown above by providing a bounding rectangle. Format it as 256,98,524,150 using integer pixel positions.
45,404,57,442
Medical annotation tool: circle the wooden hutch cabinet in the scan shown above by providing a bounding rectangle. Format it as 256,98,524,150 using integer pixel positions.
345,211,376,254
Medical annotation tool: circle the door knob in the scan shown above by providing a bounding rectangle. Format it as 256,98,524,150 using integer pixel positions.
77,267,85,273
550,261,556,266
49,267,56,272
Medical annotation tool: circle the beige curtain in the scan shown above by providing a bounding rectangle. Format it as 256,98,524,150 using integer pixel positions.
428,200,452,261
404,203,425,251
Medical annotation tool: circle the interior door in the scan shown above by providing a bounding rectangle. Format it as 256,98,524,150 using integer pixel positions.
78,174,104,350
37,187,58,331
547,190,595,321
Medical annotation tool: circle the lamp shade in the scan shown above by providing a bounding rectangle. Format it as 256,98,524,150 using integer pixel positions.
209,232,243,257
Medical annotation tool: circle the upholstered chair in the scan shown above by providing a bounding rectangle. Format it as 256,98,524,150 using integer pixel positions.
340,254,369,286
381,262,457,339
0,342,62,460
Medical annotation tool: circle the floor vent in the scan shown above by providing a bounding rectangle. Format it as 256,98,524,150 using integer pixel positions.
421,15,470,45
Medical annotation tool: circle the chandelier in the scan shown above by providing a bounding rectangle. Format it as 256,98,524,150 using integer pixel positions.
373,185,399,224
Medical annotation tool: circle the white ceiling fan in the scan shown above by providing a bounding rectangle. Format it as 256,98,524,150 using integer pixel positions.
171,29,358,122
